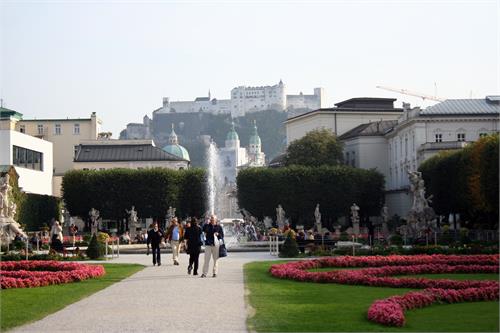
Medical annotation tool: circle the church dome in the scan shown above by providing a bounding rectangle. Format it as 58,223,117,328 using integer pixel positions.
163,144,190,161
162,124,190,161
226,122,239,141
249,120,261,146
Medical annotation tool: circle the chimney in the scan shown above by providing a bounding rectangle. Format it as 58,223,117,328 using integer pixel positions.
163,97,170,108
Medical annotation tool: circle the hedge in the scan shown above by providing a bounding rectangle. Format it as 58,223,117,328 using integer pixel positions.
62,168,206,228
236,165,385,229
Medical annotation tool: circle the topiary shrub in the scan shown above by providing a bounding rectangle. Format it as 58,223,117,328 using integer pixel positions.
339,231,350,241
86,234,101,259
279,234,299,258
389,234,403,246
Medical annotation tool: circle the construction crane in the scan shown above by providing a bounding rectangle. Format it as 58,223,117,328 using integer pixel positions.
376,85,445,102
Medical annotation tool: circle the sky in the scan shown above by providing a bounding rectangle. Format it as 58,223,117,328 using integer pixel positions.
1,0,498,137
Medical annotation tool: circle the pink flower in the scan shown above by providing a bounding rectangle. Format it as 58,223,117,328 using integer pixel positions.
269,255,499,327
0,261,106,289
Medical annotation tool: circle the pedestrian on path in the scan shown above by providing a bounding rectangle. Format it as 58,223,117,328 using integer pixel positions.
147,222,164,266
201,214,224,278
166,217,183,265
183,217,203,275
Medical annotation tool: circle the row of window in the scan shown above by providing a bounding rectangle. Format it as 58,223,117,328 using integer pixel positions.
12,145,44,171
19,123,80,135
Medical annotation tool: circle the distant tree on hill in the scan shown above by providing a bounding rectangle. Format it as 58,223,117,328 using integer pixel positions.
284,129,343,167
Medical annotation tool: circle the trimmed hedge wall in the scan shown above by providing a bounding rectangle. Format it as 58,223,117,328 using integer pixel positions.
236,165,385,229
62,168,206,224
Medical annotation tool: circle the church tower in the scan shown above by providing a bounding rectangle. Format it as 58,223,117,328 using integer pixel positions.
248,120,265,166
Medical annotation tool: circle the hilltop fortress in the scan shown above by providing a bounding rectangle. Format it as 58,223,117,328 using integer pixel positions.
156,80,326,117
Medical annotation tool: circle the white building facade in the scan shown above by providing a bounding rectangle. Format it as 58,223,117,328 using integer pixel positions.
285,97,404,144
0,109,53,195
339,97,500,217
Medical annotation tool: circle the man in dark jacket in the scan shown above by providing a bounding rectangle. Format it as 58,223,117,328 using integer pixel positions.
201,215,224,278
183,218,203,275
147,222,164,266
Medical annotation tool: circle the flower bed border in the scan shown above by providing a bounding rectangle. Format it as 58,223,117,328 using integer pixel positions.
269,255,499,327
1,260,105,289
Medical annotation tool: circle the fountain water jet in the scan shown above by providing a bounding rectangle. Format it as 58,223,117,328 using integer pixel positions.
207,141,219,216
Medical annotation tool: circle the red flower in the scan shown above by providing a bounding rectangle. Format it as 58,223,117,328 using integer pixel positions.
269,255,499,327
0,261,105,289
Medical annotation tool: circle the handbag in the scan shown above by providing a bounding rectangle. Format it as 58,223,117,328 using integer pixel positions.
218,239,227,258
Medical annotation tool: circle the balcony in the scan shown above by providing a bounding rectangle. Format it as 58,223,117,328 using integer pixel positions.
418,141,469,152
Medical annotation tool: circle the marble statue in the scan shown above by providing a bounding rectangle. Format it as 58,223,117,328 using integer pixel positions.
126,206,139,239
89,208,100,235
0,174,27,245
381,205,389,237
350,203,360,235
406,169,437,237
314,203,322,232
276,205,285,230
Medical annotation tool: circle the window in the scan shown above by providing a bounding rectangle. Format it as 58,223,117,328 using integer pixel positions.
351,152,355,167
345,152,350,165
55,124,62,135
74,123,80,135
457,133,466,142
37,124,44,135
435,134,442,143
19,125,25,133
12,146,43,171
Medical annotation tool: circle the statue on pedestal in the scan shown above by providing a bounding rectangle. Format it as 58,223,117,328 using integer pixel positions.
381,205,389,237
276,205,286,230
89,208,100,236
350,203,360,235
314,203,322,233
126,206,138,239
0,174,27,245
406,169,437,237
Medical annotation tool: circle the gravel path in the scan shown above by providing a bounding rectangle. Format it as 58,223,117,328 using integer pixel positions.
12,252,276,333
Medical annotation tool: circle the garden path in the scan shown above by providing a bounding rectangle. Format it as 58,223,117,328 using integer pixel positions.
12,252,276,333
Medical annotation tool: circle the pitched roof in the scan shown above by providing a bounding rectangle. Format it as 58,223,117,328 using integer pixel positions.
338,120,398,140
420,97,500,116
74,144,187,163
194,97,210,102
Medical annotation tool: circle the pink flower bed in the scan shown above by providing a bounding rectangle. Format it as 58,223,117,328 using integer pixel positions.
269,255,499,327
1,261,105,289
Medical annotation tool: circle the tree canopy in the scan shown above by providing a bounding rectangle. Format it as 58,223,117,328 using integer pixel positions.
419,134,499,229
284,129,343,167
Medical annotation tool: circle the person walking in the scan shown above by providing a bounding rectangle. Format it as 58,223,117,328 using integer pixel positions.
201,215,224,278
166,217,183,265
147,222,164,266
183,217,203,275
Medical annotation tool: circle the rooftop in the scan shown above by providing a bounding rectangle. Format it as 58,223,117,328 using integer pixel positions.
420,97,500,116
338,120,398,140
74,143,187,163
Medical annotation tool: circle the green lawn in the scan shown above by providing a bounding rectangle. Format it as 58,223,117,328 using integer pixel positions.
1,263,144,331
245,261,499,332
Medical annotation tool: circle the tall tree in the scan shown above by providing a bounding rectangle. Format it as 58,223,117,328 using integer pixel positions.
284,129,343,167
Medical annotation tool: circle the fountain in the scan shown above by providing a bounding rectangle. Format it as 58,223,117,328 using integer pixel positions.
207,141,218,216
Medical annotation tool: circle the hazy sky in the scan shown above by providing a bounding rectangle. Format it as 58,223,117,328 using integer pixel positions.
1,0,498,137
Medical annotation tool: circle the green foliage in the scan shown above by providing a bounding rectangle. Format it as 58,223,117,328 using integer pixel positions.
17,194,61,231
419,134,499,228
284,128,343,167
279,234,299,257
86,234,100,259
236,165,384,229
389,234,403,246
62,168,206,221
